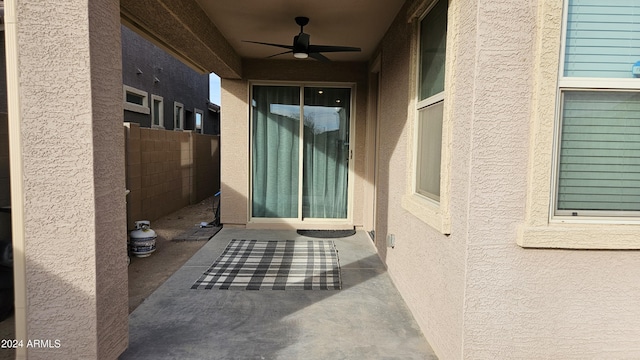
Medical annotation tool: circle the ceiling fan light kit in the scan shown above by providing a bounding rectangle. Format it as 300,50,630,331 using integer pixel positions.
243,16,361,61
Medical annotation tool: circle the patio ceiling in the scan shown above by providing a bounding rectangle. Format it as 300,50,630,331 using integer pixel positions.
120,0,405,78
195,0,406,62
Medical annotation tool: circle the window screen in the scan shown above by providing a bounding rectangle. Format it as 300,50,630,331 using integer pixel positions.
557,91,640,213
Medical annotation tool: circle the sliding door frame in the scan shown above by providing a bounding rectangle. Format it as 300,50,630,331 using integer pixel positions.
248,80,356,229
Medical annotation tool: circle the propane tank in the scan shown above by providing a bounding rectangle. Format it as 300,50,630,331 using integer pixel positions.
129,220,157,257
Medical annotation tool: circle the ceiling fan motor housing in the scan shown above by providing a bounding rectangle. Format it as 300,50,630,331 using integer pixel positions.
293,33,310,54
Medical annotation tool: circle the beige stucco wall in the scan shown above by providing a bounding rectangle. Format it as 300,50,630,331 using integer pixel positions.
220,78,250,225
374,0,640,359
467,0,640,358
6,0,128,358
220,60,368,228
372,0,466,358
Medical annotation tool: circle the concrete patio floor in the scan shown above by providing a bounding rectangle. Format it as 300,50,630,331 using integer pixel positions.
120,228,438,360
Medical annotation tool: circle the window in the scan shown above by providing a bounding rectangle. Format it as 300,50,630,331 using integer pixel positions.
401,0,451,234
554,1,640,217
517,0,640,249
415,0,447,203
194,109,204,133
151,95,164,128
174,102,184,130
126,93,143,105
123,85,150,114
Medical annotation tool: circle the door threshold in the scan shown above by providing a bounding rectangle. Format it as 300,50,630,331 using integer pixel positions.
246,221,353,231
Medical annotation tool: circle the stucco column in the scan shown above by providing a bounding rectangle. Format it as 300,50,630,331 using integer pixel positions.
5,0,128,358
220,78,249,225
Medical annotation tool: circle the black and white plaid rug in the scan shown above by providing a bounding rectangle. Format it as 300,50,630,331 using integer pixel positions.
192,239,341,290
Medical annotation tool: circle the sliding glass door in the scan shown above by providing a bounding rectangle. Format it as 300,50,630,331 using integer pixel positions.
251,84,352,221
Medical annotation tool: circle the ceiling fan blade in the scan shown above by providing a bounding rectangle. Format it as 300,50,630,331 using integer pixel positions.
266,50,293,58
245,17,360,60
308,52,330,62
308,45,361,53
243,40,293,51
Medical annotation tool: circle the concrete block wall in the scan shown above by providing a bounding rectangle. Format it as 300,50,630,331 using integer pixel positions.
125,123,219,229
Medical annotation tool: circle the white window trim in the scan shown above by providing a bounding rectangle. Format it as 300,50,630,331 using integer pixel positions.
174,102,184,130
551,88,640,220
416,92,444,110
517,0,640,249
553,0,640,221
123,85,150,114
194,108,204,133
401,0,451,235
151,94,164,129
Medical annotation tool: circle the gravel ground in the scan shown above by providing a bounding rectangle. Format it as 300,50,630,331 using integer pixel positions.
128,196,216,312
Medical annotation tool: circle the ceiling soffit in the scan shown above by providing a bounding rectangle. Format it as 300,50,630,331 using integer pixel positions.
195,0,406,62
120,0,242,79
120,1,406,76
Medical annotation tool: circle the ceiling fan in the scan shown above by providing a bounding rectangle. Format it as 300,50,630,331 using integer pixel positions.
243,16,361,61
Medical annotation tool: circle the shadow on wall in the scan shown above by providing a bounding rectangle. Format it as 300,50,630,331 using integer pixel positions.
124,123,220,230
8,247,128,359
369,9,418,264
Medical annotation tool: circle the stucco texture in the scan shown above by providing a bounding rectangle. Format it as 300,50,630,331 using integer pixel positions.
373,1,466,358
220,78,250,225
375,0,640,359
8,0,128,358
211,0,640,358
467,0,640,358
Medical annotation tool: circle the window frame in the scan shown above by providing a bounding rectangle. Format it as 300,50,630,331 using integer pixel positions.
517,0,640,249
415,93,444,203
401,0,451,235
123,85,150,114
413,0,446,204
151,94,164,129
194,108,204,134
551,0,640,221
246,80,356,228
174,102,184,130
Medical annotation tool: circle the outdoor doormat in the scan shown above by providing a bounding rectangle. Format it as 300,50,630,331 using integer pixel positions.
296,229,356,238
191,239,341,290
